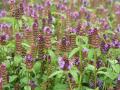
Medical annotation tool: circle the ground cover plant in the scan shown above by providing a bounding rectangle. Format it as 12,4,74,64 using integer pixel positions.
0,0,120,90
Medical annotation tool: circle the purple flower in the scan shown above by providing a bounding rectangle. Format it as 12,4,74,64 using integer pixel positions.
0,10,7,17
57,4,67,11
96,59,103,69
36,4,44,11
118,74,120,81
100,41,110,54
58,56,73,70
88,28,98,35
31,10,39,19
38,34,44,42
44,0,51,7
97,79,103,89
43,26,52,35
73,57,80,70
29,80,36,89
1,63,6,69
0,77,2,83
115,11,120,15
71,11,80,19
0,33,9,42
25,54,33,62
111,40,120,48
8,0,15,4
15,33,22,40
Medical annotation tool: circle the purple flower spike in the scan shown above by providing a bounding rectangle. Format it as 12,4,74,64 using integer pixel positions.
25,54,33,62
1,63,6,68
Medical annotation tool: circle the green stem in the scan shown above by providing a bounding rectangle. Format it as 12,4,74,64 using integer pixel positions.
67,72,73,90
94,48,97,88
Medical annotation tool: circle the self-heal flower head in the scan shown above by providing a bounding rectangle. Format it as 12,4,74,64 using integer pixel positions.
31,9,39,19
1,63,6,69
88,28,98,35
0,10,7,17
8,0,15,4
43,26,52,35
25,54,33,62
58,56,73,70
15,33,22,40
36,4,44,11
44,0,52,7
0,33,9,42
71,11,80,19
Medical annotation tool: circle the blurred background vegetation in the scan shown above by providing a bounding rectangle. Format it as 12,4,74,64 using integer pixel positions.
0,0,120,10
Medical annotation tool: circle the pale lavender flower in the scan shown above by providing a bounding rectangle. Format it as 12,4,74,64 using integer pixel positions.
58,56,73,70
58,57,65,69
0,10,7,17
43,26,52,35
8,0,15,4
71,11,80,19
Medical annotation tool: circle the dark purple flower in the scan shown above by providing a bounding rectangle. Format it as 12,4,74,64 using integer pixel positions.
29,80,36,89
111,40,120,48
97,79,103,89
88,28,98,35
96,59,103,69
25,54,33,62
100,41,110,54
38,34,44,42
89,81,95,89
0,33,9,43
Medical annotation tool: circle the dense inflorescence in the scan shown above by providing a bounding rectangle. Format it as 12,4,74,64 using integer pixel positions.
0,0,120,90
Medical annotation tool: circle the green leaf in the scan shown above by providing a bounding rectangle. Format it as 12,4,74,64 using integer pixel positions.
69,47,80,58
88,49,94,60
20,77,29,85
85,64,95,72
48,49,57,63
49,70,64,78
70,68,79,83
14,55,23,66
22,42,30,50
9,75,18,83
24,86,31,90
53,83,68,90
35,87,41,90
33,61,41,74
